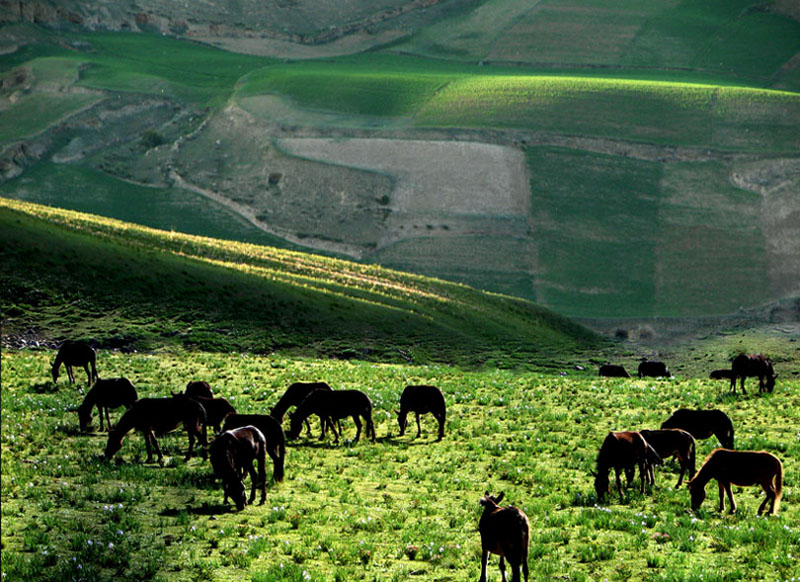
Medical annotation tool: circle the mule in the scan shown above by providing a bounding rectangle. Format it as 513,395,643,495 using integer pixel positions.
638,428,696,487
687,449,782,515
660,408,734,449
221,413,286,482
593,431,660,502
209,426,267,511
599,364,630,378
51,341,98,386
638,361,671,378
478,492,529,582
78,378,138,432
104,397,208,463
731,354,777,395
396,385,446,441
185,380,214,399
270,381,334,437
288,389,375,444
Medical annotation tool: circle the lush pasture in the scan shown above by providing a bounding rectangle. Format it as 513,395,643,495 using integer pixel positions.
2,349,799,582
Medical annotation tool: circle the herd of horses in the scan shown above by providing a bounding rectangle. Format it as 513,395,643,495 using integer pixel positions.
51,341,784,582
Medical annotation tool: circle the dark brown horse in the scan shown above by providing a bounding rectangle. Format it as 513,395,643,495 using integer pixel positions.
478,492,529,582
51,341,98,386
78,378,138,432
599,364,630,378
185,380,214,399
104,397,207,463
660,408,734,449
209,426,267,511
638,428,696,487
173,393,236,434
396,385,446,441
709,369,736,382
288,390,375,444
638,361,671,378
593,431,660,502
687,449,782,515
270,381,333,437
731,354,777,395
221,413,286,482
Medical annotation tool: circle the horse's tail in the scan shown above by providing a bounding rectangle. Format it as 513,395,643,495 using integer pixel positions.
773,459,783,515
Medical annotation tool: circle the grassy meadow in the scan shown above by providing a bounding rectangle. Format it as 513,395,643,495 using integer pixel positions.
2,348,799,582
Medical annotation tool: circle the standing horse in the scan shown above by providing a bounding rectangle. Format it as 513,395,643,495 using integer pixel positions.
173,393,236,434
288,390,375,444
638,361,671,378
660,408,734,449
396,385,446,441
78,378,138,432
687,449,782,515
638,428,696,487
270,381,333,437
209,426,267,511
51,341,98,386
221,413,286,482
104,397,207,463
593,431,660,502
731,354,777,395
599,364,630,378
478,492,529,582
185,381,214,399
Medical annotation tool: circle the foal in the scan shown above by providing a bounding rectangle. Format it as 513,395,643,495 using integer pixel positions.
78,378,138,432
51,341,98,386
104,397,207,463
209,426,267,511
478,492,529,582
687,449,782,515
221,413,286,482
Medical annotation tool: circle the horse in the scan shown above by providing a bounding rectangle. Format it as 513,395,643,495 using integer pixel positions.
78,378,138,432
185,380,214,399
396,385,446,441
709,369,736,382
660,408,734,449
478,492,529,582
593,431,660,502
104,397,208,464
731,354,777,395
288,389,375,444
209,426,267,511
173,392,236,434
637,361,671,378
638,428,696,487
598,364,630,378
221,413,286,482
270,381,334,437
687,449,782,515
51,341,98,386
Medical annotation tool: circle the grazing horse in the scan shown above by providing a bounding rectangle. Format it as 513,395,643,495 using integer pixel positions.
593,431,660,502
660,408,734,449
173,393,236,434
185,381,214,399
478,492,529,582
209,426,267,511
221,413,286,482
104,397,207,463
78,378,138,432
731,354,777,395
709,369,736,382
599,364,630,378
288,390,375,444
638,428,696,487
51,341,98,386
270,381,334,437
688,449,782,515
637,361,671,378
396,385,446,441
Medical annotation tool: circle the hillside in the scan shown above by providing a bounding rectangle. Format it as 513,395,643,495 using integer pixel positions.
0,197,602,367
1,2,799,319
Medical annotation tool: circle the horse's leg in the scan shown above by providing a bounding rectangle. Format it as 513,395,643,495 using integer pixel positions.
368,415,376,442
639,461,646,494
306,418,313,437
510,558,521,582
83,364,92,386
615,468,624,501
740,376,746,396
144,430,156,464
479,549,489,582
415,412,422,438
245,461,258,504
724,482,736,513
184,426,196,460
498,555,507,582
67,365,75,384
352,415,362,443
757,481,774,515
436,412,445,441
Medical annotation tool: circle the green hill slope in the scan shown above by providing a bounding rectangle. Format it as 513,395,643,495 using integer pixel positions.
0,198,602,367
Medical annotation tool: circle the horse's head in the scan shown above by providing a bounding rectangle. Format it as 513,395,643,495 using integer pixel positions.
479,491,504,508
104,432,123,460
766,373,777,393
51,362,60,383
77,406,92,432
593,471,609,502
687,479,705,511
396,409,408,436
227,481,248,511
286,412,302,440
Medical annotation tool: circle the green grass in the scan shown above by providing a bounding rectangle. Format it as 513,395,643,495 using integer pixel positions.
0,197,600,367
2,349,798,582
